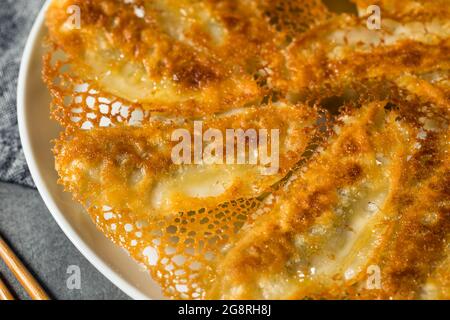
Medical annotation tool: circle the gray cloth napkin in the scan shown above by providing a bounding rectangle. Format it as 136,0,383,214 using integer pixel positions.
0,0,45,188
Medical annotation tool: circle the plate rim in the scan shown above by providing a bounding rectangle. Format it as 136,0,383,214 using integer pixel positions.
17,0,151,300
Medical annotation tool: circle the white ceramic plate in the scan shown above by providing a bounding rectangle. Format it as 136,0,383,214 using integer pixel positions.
17,0,164,300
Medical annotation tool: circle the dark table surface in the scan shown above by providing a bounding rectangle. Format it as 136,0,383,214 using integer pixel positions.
0,182,129,300
0,0,128,300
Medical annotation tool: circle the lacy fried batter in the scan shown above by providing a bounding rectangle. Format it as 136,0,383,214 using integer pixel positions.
44,0,450,300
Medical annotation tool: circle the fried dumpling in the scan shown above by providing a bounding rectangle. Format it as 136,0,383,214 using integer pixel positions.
46,0,272,115
54,103,318,217
45,0,337,116
271,12,450,97
208,94,449,299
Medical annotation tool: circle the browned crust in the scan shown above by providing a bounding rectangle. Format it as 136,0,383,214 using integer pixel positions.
43,0,450,300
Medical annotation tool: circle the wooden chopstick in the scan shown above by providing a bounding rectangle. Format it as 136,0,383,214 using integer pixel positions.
0,235,50,300
0,276,14,300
